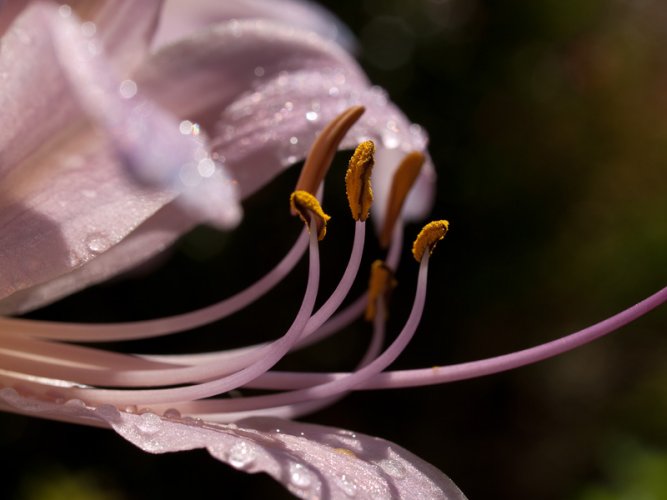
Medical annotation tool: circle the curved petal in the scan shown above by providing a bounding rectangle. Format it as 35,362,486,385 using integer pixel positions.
138,20,435,226
0,388,466,500
0,4,240,310
153,0,356,52
0,203,194,315
64,0,164,72
214,68,437,225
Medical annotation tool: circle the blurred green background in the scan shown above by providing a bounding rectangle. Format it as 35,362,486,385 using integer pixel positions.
1,0,666,498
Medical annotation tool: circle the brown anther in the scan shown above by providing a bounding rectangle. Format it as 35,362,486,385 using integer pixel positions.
345,140,375,221
292,106,365,213
412,220,449,263
290,190,331,240
365,260,397,321
379,151,425,248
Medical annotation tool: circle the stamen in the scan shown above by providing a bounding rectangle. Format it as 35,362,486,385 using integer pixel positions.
379,151,425,248
365,260,396,321
290,190,330,240
345,140,375,221
412,220,449,262
293,105,365,200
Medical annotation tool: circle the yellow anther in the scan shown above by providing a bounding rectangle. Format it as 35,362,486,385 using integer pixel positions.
412,220,449,262
290,190,331,240
380,151,425,248
345,140,375,221
292,106,366,211
365,260,397,321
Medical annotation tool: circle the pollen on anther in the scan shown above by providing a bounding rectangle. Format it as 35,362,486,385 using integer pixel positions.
293,106,365,199
412,220,449,262
290,190,331,240
365,260,397,321
345,141,375,221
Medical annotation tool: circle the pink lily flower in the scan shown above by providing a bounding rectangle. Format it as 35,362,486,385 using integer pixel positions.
0,1,665,499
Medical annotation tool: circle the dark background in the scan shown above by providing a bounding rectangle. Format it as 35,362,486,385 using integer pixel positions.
2,1,667,498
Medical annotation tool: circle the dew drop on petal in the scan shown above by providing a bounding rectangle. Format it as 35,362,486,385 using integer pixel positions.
179,120,194,135
254,66,265,77
289,136,299,145
119,79,138,99
64,398,86,408
197,158,216,178
289,463,313,489
80,21,96,38
306,111,319,122
136,412,162,435
228,441,256,469
58,5,72,17
162,408,181,419
85,233,111,254
377,459,407,479
337,474,358,497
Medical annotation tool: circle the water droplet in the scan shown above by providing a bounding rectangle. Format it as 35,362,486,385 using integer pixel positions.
119,79,138,99
163,408,181,419
289,463,312,488
136,412,162,435
65,398,86,408
179,120,193,135
80,21,96,38
197,158,216,178
306,111,319,122
382,131,400,149
123,405,138,413
58,5,72,18
85,233,111,254
289,136,298,145
228,441,256,469
337,474,358,497
254,66,265,77
377,459,406,479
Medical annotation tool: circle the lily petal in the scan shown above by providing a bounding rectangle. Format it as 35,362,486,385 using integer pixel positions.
64,0,164,72
0,388,466,500
138,19,435,226
0,4,241,310
153,0,356,52
0,204,194,315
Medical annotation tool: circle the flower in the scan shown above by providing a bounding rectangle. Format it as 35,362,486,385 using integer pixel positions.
0,2,665,499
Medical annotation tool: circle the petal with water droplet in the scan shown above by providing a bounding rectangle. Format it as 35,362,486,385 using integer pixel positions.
136,19,435,227
0,390,466,500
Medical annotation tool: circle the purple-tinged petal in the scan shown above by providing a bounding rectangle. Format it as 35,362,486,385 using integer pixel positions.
153,0,355,52
214,68,436,225
0,204,194,315
64,0,164,73
0,388,466,500
43,3,242,227
0,4,240,311
137,20,435,226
